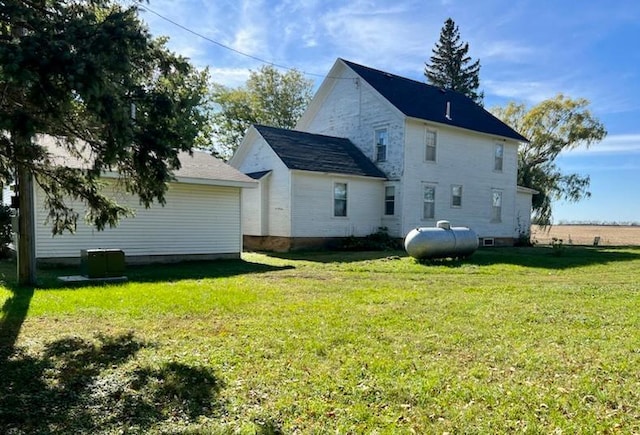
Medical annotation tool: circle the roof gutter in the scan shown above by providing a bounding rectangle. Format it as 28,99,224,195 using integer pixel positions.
290,169,387,181
405,115,529,144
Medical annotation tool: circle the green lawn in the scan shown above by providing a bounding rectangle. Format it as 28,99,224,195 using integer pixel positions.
1,247,639,433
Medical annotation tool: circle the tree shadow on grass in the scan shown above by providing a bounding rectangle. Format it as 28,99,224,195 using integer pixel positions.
475,246,640,269
26,257,295,289
262,246,640,270
0,285,33,362
417,246,640,270
0,331,223,434
262,249,407,264
0,271,229,433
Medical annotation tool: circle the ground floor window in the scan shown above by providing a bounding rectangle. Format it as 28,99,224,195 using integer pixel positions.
492,190,502,222
451,185,462,207
423,185,435,219
384,186,395,215
334,182,347,217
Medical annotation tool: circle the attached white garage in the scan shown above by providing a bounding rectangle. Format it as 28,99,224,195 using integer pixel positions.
32,148,256,264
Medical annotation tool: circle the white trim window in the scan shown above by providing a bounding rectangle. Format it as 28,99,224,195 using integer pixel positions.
384,185,395,216
491,190,503,222
425,129,437,162
451,185,462,207
423,185,436,219
334,182,348,217
375,128,388,162
494,144,504,172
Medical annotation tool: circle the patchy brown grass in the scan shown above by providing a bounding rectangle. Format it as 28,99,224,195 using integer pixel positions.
532,225,640,246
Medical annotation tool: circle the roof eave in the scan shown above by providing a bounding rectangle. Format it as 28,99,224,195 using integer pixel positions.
174,176,257,188
291,168,387,181
405,116,528,143
517,185,539,195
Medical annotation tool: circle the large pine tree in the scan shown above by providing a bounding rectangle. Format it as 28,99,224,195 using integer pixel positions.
425,18,483,104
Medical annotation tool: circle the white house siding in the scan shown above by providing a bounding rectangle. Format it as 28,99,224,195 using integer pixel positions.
291,171,384,237
241,180,262,236
297,61,406,179
401,119,520,240
231,132,292,237
380,181,403,237
34,181,242,259
515,188,535,237
241,174,271,236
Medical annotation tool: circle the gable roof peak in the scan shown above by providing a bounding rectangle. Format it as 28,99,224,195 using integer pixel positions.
337,58,528,142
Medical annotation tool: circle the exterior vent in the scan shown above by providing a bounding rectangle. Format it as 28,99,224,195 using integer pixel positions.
482,238,495,247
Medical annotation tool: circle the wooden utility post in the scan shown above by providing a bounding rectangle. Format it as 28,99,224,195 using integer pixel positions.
11,21,37,286
16,150,37,286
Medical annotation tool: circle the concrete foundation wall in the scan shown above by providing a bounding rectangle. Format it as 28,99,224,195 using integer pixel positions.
38,252,240,267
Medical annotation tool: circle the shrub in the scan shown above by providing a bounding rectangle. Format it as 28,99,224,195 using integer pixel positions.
514,216,534,247
340,227,401,251
515,230,534,247
550,237,565,256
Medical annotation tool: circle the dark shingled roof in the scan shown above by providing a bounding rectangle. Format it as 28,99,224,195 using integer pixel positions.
254,125,387,179
246,170,272,180
341,59,528,142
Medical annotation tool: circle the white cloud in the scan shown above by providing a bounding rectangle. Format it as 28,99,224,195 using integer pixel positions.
319,2,434,70
209,68,252,88
228,0,269,56
231,27,265,56
484,79,559,104
562,134,640,156
477,40,535,63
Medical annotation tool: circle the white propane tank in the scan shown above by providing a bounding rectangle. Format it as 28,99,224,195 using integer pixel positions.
404,220,479,259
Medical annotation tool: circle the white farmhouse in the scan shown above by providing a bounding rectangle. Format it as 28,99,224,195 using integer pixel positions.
230,59,533,251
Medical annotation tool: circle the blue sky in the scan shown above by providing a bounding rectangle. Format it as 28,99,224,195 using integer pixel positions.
134,0,640,223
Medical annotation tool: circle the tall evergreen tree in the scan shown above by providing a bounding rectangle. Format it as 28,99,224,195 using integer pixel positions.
425,18,483,104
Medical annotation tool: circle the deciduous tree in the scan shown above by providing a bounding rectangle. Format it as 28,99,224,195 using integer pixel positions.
0,0,212,284
491,94,607,225
425,18,483,104
212,65,313,159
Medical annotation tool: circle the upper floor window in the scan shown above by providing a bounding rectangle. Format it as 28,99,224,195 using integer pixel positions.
425,129,437,162
423,185,435,219
491,190,502,222
451,185,463,207
375,128,388,162
494,144,504,171
384,186,395,215
334,182,348,217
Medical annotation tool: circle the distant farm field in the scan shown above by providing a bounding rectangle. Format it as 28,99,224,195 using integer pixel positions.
532,225,640,246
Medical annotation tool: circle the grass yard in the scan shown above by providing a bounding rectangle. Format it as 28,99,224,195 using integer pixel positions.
1,247,640,433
